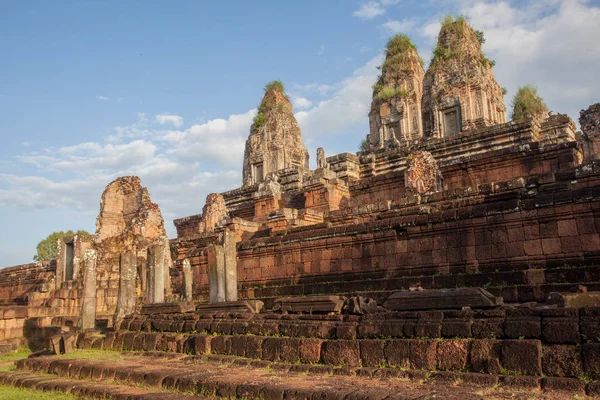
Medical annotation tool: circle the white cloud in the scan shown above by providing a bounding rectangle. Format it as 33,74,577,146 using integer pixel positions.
295,56,382,139
155,113,184,127
292,96,313,110
382,19,417,34
318,45,326,55
353,1,385,19
96,95,110,101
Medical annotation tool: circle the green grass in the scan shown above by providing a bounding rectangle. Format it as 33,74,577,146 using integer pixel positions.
0,346,31,363
0,385,84,399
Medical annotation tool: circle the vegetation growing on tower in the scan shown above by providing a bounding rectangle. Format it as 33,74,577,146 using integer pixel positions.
511,85,548,121
252,80,290,131
371,34,421,105
430,15,495,70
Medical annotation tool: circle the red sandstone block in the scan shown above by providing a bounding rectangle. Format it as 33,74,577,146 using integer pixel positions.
436,339,469,371
560,236,582,253
470,340,502,374
582,343,600,379
359,340,385,368
384,340,410,368
541,238,562,255
523,240,543,256
557,219,578,237
523,224,539,240
542,345,583,378
501,340,542,376
409,340,437,370
506,227,525,243
576,216,597,234
321,340,360,367
581,233,600,252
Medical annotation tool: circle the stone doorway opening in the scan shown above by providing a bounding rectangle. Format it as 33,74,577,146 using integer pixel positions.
64,240,74,281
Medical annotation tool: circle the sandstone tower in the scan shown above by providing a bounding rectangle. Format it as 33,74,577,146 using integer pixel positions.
421,16,506,139
242,81,309,186
367,35,425,150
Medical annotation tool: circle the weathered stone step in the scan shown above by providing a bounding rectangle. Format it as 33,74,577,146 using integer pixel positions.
76,330,600,380
241,266,600,306
240,265,600,294
15,352,598,399
117,304,600,344
0,370,203,400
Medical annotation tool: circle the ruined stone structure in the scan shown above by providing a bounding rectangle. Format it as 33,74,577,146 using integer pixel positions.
242,81,309,186
2,22,600,399
367,35,425,150
94,176,172,314
422,17,506,139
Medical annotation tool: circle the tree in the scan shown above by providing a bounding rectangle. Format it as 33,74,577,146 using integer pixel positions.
33,230,90,262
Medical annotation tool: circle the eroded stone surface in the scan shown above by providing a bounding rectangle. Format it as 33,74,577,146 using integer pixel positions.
94,176,171,313
422,18,506,139
405,150,443,193
242,83,309,186
368,35,425,150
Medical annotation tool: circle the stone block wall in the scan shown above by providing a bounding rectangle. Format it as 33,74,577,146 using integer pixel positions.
0,261,55,305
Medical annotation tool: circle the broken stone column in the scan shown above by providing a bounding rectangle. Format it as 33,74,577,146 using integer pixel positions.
207,230,238,303
77,249,97,330
207,244,226,303
223,230,238,302
182,258,193,302
113,252,137,327
146,240,167,304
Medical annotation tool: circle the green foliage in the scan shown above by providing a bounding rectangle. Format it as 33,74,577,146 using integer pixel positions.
34,230,90,262
360,138,369,152
0,385,82,400
252,80,289,131
375,86,409,102
371,83,384,94
430,14,494,71
474,30,485,45
511,85,547,121
385,34,417,57
501,87,508,96
264,80,285,93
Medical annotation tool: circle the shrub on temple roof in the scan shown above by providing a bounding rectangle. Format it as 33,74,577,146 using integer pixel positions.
511,85,548,121
430,14,495,71
252,80,290,131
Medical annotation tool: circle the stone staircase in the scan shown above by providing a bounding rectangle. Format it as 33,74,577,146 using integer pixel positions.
0,349,593,399
236,264,600,309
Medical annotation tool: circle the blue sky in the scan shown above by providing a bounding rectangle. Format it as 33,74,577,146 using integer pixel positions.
1,0,599,267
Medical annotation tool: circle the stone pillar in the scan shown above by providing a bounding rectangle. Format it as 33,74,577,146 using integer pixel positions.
207,244,226,303
182,258,193,302
223,230,238,302
147,241,166,304
77,249,97,330
113,252,137,326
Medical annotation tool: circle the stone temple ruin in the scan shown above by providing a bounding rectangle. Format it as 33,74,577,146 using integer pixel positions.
1,18,600,399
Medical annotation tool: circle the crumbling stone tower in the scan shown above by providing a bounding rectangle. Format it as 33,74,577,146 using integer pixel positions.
367,35,425,150
422,16,506,139
94,176,171,312
242,81,309,186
